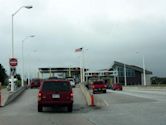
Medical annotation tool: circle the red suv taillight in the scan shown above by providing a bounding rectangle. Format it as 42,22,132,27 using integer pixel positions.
38,92,42,97
70,92,73,100
70,92,73,97
38,92,42,101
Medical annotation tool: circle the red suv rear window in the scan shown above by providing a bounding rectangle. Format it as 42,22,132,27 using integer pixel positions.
93,81,105,85
42,81,71,91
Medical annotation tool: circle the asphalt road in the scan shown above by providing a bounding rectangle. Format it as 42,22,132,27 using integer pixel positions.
0,87,166,125
86,89,166,125
0,87,94,125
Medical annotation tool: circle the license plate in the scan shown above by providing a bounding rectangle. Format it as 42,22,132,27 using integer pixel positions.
52,94,60,98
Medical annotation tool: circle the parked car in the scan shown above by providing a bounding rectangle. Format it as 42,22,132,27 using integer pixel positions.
38,79,73,112
91,81,107,94
112,83,123,91
30,78,42,88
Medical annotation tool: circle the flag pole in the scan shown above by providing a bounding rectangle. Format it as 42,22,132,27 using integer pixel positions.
75,47,83,83
80,52,82,83
82,48,85,82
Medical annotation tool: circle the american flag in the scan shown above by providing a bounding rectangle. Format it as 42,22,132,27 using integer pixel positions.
75,47,83,52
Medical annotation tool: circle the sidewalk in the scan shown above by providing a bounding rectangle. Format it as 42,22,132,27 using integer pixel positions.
107,88,166,102
123,86,166,92
123,86,166,94
1,88,10,106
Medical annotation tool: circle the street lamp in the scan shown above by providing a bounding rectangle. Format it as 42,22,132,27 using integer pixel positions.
21,35,35,87
11,5,33,92
12,5,33,58
136,52,146,86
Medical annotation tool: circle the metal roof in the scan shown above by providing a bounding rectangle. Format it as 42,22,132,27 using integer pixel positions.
38,67,86,73
112,61,153,74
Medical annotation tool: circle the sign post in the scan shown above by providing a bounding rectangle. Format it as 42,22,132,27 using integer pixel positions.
0,82,1,106
9,58,18,92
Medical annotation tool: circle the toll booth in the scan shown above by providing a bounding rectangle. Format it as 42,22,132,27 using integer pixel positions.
38,67,87,83
84,70,118,85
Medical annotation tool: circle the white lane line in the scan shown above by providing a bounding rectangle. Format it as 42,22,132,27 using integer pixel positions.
104,99,109,107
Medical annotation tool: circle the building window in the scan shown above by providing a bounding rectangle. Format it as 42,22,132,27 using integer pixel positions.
116,66,135,77
119,72,124,77
126,68,135,77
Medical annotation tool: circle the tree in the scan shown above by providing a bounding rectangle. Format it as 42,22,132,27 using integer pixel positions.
15,74,21,81
0,64,8,85
15,74,22,87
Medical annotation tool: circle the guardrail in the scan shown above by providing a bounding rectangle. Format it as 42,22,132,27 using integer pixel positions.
4,86,27,106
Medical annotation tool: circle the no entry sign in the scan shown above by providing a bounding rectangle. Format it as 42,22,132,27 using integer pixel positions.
9,58,18,67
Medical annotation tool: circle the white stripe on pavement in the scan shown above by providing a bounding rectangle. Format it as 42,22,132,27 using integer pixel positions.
103,99,109,107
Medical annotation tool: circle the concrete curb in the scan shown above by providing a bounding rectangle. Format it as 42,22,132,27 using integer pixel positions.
3,86,27,106
79,83,105,107
79,83,92,106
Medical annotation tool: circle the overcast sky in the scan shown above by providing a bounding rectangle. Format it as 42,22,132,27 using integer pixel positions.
0,0,166,77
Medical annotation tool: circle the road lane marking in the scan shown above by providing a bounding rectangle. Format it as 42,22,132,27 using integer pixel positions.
104,99,109,107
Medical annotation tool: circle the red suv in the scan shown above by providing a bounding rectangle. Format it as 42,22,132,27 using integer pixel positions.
38,79,73,112
91,81,107,94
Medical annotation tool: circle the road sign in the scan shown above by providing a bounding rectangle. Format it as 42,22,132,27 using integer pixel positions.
9,58,18,67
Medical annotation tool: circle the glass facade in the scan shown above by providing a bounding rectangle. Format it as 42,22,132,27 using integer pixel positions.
117,66,135,77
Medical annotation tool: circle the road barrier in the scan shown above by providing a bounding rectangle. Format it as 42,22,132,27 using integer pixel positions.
4,86,27,106
79,82,95,106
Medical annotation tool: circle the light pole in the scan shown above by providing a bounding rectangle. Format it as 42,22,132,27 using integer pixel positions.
136,52,146,86
12,5,33,58
124,63,127,86
21,35,35,87
11,5,33,92
142,55,146,86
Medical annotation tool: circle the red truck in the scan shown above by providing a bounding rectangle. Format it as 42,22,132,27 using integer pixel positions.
91,81,107,94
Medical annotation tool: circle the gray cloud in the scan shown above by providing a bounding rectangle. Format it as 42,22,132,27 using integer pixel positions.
0,0,166,77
